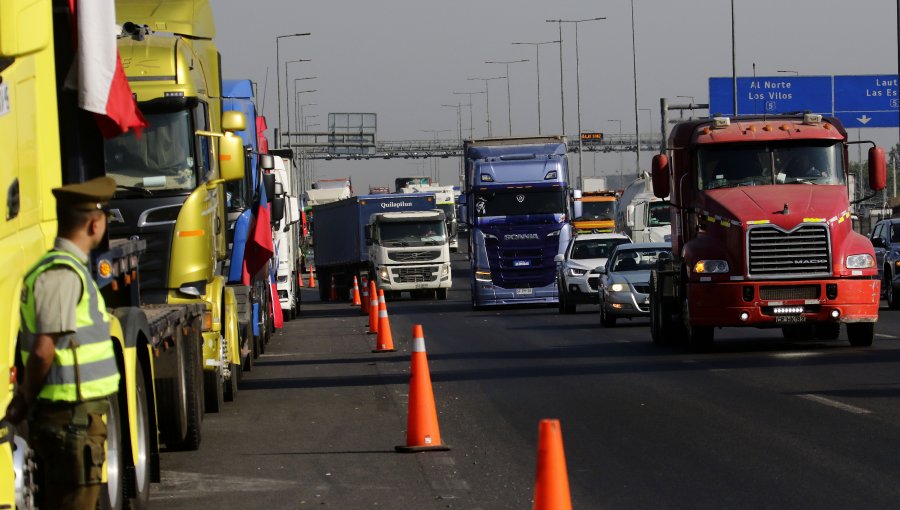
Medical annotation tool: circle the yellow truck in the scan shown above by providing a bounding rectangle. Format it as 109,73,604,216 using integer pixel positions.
572,191,618,233
1,0,245,508
105,0,246,417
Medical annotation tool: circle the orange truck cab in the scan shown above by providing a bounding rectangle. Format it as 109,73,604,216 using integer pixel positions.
573,191,617,233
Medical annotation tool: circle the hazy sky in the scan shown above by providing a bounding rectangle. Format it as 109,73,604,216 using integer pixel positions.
212,0,899,191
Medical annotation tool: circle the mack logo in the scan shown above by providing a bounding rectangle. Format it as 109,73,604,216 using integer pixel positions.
504,233,539,241
792,259,828,265
380,201,413,209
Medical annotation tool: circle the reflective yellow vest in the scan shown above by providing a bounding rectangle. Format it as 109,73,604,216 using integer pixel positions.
20,250,119,402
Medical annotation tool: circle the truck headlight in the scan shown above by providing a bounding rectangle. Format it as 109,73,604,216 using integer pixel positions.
378,266,390,282
441,264,451,277
846,254,875,269
694,260,729,274
610,283,628,292
475,270,492,282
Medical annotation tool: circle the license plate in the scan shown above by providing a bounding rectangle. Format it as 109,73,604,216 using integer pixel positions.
775,315,806,324
513,260,530,267
515,288,533,296
415,283,428,289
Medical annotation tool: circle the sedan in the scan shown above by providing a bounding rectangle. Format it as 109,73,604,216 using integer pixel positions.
598,242,672,326
555,233,631,314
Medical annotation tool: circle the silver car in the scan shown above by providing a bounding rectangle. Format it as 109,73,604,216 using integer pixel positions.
598,242,672,326
555,233,631,314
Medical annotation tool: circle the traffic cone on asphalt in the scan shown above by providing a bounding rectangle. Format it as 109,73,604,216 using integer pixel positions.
367,281,379,334
396,325,449,452
360,279,370,316
298,271,304,287
351,276,362,307
373,290,395,352
532,419,572,510
308,266,316,288
328,275,338,302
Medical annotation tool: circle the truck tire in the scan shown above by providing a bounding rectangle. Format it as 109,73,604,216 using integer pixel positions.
847,322,874,347
158,325,202,451
223,362,239,402
682,298,713,351
649,273,672,345
318,269,329,301
101,381,125,510
128,367,152,509
437,288,448,300
204,366,224,413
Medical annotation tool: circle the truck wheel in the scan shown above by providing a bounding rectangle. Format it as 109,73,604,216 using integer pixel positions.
128,367,152,509
242,322,254,372
204,367,224,413
814,322,841,341
437,288,448,300
158,325,202,451
101,382,125,510
682,298,713,351
223,362,239,402
317,269,329,301
847,323,874,347
649,273,672,345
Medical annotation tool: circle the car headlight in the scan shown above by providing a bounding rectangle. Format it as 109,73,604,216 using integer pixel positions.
610,283,628,292
846,254,874,269
694,260,729,274
378,266,390,282
475,270,492,282
567,267,588,277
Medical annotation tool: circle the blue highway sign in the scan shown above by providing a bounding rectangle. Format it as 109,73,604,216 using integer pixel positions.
709,76,832,117
833,74,899,128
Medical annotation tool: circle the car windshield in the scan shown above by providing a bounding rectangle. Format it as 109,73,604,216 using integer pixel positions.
611,247,671,272
579,200,615,220
104,110,197,193
570,238,630,260
697,142,845,190
379,220,446,246
474,189,565,217
648,201,671,226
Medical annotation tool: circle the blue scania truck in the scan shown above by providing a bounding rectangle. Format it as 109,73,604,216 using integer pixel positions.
462,137,573,309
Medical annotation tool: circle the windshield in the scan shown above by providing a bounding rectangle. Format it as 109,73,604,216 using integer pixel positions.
475,189,565,217
611,247,671,272
648,201,671,226
570,238,630,260
579,200,615,220
379,220,446,246
437,203,456,219
104,110,197,193
697,142,845,190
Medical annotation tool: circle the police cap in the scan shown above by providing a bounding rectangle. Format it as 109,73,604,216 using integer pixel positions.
52,176,117,212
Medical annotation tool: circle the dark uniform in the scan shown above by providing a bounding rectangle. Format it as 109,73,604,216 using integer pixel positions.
13,177,120,509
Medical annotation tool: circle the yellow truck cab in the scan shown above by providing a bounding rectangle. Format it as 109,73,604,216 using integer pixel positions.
573,191,618,233
105,0,245,414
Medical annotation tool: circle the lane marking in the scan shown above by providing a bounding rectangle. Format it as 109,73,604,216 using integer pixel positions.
797,394,872,415
771,352,821,360
875,333,898,339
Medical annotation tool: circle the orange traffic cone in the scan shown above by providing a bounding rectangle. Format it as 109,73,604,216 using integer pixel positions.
359,278,370,316
373,290,395,352
308,266,316,288
328,275,338,302
367,281,379,334
298,270,304,287
351,276,362,307
532,419,572,510
396,325,449,452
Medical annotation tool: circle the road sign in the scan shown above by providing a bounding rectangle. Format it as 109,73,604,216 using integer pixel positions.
833,75,899,128
580,132,603,143
328,113,377,155
709,76,832,116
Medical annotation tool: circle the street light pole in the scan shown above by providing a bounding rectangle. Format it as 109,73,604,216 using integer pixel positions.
453,91,485,138
630,0,640,175
608,119,622,184
545,20,566,137
468,76,504,137
485,59,529,136
512,40,560,135
292,76,316,133
275,32,310,147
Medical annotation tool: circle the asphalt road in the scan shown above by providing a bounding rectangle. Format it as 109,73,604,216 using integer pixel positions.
152,250,900,509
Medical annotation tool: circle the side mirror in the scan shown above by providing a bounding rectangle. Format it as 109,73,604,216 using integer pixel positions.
222,110,247,132
218,132,245,182
595,266,607,274
259,154,275,171
572,189,583,199
871,237,885,248
651,154,670,199
626,204,636,228
869,147,887,191
270,197,285,224
262,173,276,201
553,254,565,263
0,0,50,58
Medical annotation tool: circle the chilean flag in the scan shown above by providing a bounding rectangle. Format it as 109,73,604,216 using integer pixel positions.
241,176,275,285
70,0,147,137
256,116,270,154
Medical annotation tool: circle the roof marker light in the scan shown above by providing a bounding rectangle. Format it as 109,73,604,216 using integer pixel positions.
712,116,730,129
803,113,822,125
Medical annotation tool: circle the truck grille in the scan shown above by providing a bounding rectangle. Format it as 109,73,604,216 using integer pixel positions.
392,266,438,283
747,224,831,278
388,250,442,262
759,285,821,301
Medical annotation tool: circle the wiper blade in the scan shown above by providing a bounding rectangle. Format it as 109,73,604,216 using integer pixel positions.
116,184,153,197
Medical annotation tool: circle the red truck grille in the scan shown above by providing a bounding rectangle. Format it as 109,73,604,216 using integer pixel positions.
747,224,831,279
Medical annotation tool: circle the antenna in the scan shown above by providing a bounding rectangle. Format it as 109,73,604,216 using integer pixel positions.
259,67,270,117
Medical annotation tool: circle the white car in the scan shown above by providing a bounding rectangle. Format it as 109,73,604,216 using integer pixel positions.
555,233,631,314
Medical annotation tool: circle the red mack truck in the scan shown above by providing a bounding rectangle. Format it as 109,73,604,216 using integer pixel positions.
649,113,886,350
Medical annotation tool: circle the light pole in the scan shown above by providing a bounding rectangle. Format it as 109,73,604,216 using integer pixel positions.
292,76,316,133
453,91,485,138
608,119,623,184
512,40,560,135
546,17,605,189
545,20,566,137
630,0,640,174
467,76,504,137
443,104,465,184
484,59,529,136
421,129,452,181
275,32,310,146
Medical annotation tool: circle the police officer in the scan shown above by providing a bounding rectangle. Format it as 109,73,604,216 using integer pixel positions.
4,177,120,509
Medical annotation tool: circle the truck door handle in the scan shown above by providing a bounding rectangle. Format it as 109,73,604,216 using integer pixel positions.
7,178,19,220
